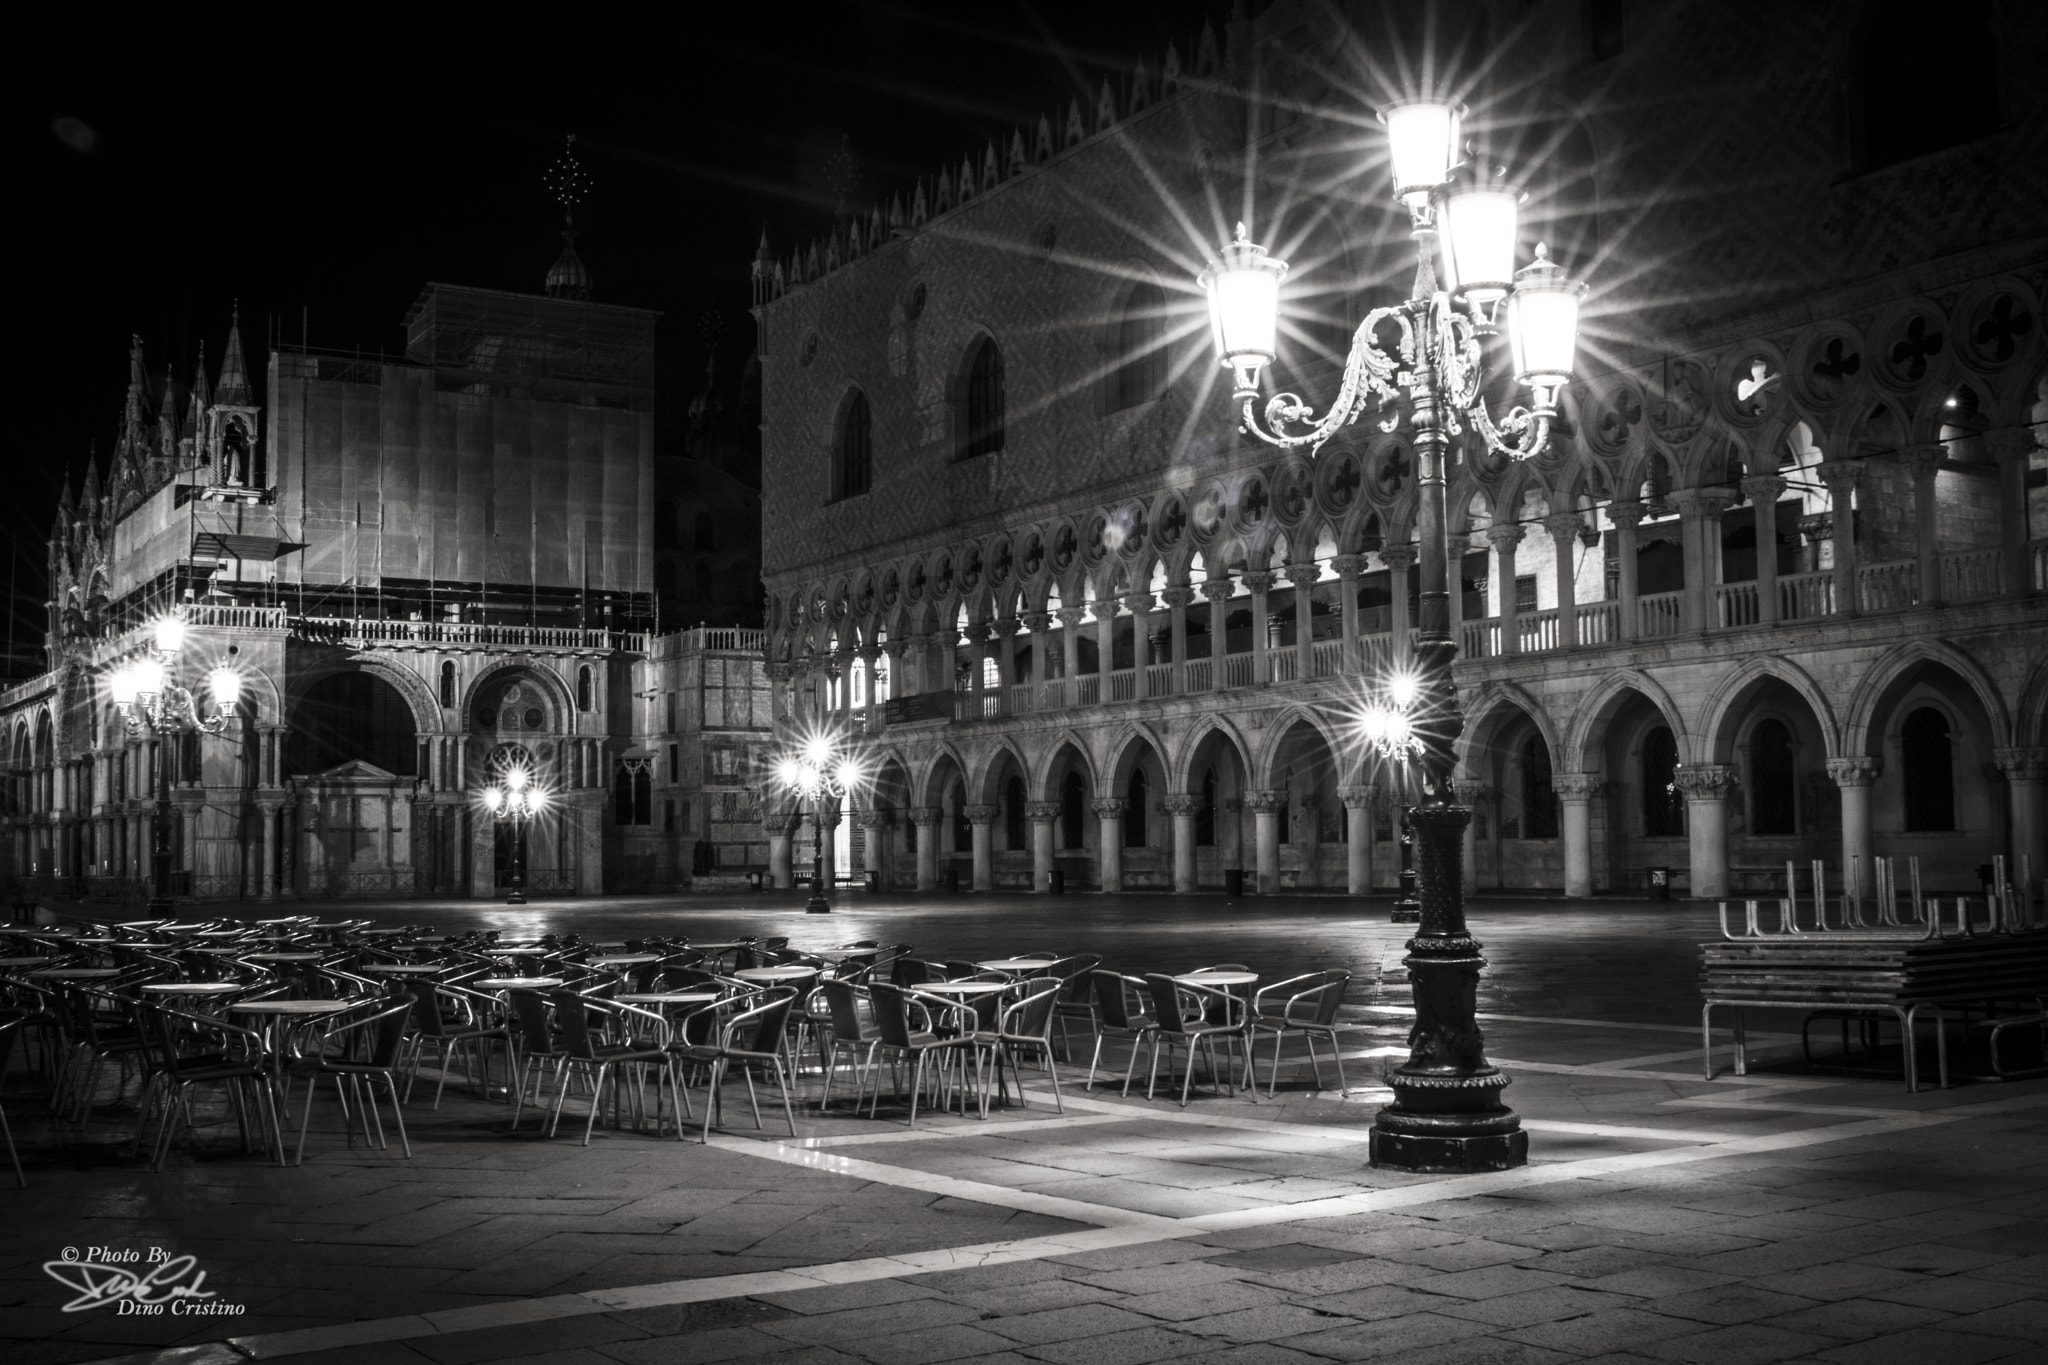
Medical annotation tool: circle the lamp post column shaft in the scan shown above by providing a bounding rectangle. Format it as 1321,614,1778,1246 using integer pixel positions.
1369,281,1525,1174
149,733,174,912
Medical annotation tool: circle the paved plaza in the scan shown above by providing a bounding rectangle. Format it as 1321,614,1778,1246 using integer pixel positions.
4,891,2045,1365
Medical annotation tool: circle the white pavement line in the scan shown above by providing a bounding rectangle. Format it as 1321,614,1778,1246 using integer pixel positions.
792,1113,1133,1148
104,1091,2044,1365
1520,1118,1741,1144
1668,1090,2048,1120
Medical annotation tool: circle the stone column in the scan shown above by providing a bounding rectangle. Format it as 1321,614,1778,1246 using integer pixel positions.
1821,462,1861,617
1995,749,2048,896
1608,501,1644,639
1906,446,1944,609
1382,543,1417,666
1671,488,1737,632
766,813,795,889
1201,579,1232,686
1245,790,1283,893
1161,586,1191,694
1988,430,2036,598
1164,793,1199,892
1026,801,1060,892
255,799,280,900
1057,605,1085,694
1286,562,1318,679
964,804,998,891
1827,757,1881,901
1022,612,1051,705
859,645,881,733
1673,763,1735,899
859,808,889,880
936,629,960,706
994,618,1020,708
1453,780,1488,894
1094,596,1116,691
1543,513,1582,649
817,804,842,889
1244,571,1274,685
1332,555,1364,671
909,806,939,891
1340,785,1376,895
881,640,907,717
1093,798,1126,892
1487,523,1525,655
1741,475,1787,625
1124,592,1156,695
1553,773,1601,897
961,624,991,717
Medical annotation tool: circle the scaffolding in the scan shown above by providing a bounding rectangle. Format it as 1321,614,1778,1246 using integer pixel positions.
401,283,659,411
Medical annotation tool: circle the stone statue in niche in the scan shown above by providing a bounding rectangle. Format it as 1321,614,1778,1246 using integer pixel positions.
1649,359,1707,444
221,416,251,486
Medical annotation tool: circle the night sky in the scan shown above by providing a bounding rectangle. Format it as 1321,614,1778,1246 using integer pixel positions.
8,3,1227,670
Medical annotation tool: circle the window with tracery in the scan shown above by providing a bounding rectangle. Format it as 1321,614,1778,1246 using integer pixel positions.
962,337,1005,459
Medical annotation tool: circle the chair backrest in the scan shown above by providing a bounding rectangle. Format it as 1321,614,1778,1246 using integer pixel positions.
0,1010,22,1072
1003,980,1061,1040
1143,974,1192,1035
1304,970,1350,1024
1046,953,1101,984
728,988,797,1055
405,980,449,1037
366,997,415,1068
892,958,938,988
508,990,558,1056
867,982,919,1049
942,961,979,981
820,978,869,1043
549,989,600,1060
1090,970,1138,1028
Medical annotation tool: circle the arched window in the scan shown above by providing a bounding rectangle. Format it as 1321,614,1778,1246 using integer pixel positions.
576,666,593,712
1111,283,1165,411
951,780,970,852
439,661,456,709
836,391,872,498
1901,708,1955,831
1642,726,1684,837
1124,769,1148,847
613,759,651,825
1060,771,1085,848
961,336,1005,460
1197,766,1217,846
1522,734,1558,839
1750,719,1797,835
1005,775,1027,850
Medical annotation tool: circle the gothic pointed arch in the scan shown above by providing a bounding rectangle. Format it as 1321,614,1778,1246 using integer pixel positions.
1696,656,1842,763
1563,667,1690,773
1842,638,2011,758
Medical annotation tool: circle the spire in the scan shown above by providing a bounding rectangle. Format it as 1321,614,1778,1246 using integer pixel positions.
57,461,76,515
543,133,593,300
216,304,252,406
192,338,212,411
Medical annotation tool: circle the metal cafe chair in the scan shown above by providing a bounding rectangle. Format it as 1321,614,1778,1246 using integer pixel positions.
0,1011,26,1186
674,987,801,1143
288,996,416,1165
130,1002,283,1172
1085,971,1158,1096
1250,970,1353,1098
545,990,687,1144
402,980,512,1109
863,983,978,1128
976,978,1066,1117
816,978,881,1112
1140,973,1252,1108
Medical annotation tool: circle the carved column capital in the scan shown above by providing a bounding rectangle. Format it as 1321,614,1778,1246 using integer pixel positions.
1091,797,1128,818
1541,512,1584,545
1024,801,1063,822
1338,785,1379,809
816,805,844,830
1242,571,1276,595
1157,585,1194,609
1451,780,1493,806
1243,789,1286,815
907,805,940,827
1605,500,1647,531
1902,444,1946,478
960,623,992,645
1162,793,1201,816
1199,578,1235,602
1994,748,2048,782
880,639,908,659
1826,756,1882,788
989,617,1020,638
1330,554,1366,579
1378,543,1419,571
1020,611,1050,633
1485,523,1526,550
1673,763,1736,800
1283,562,1321,589
1984,428,2038,464
857,809,891,829
1551,772,1603,801
1056,605,1088,628
761,811,802,838
1740,475,1788,505
1122,592,1156,616
1819,461,1860,494
962,804,1000,825
1669,487,1738,519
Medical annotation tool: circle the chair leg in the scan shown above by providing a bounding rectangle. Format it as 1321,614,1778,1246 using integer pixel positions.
1329,1029,1348,1095
1304,1030,1325,1091
701,1058,725,1143
1043,1045,1064,1113
774,1058,797,1137
1087,1032,1104,1089
294,1077,318,1166
582,1064,607,1147
385,1073,412,1158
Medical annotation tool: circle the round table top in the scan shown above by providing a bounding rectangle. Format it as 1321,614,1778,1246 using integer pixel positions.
617,991,719,1005
24,967,123,979
193,929,252,938
245,952,324,963
488,946,553,956
355,928,416,937
159,923,209,931
360,964,444,975
978,958,1058,973
253,918,306,925
689,942,754,952
230,999,355,1015
1177,971,1259,986
474,977,567,991
140,982,243,995
733,966,819,982
116,942,179,950
919,980,1009,996
588,954,660,967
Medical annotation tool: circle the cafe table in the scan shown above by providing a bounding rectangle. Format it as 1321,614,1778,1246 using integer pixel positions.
359,963,445,976
977,958,1059,976
1175,970,1259,986
24,966,123,980
227,998,360,1100
617,991,719,1006
473,977,568,991
588,954,660,969
141,982,244,997
732,966,820,984
245,952,325,963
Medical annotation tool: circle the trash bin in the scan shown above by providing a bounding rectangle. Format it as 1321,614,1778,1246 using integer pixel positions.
1047,869,1065,895
1648,866,1670,901
941,869,960,894
1224,868,1245,898
863,869,880,893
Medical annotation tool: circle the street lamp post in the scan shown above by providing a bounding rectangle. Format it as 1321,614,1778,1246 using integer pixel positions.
107,614,242,914
482,767,545,905
1199,98,1587,1173
775,731,864,915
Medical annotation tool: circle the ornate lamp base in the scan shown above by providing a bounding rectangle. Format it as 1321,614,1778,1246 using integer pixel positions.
805,895,832,914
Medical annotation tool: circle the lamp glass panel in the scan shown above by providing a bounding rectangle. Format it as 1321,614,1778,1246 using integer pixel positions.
209,667,242,707
1211,267,1280,363
132,658,166,697
109,665,139,706
485,788,506,814
1441,187,1519,297
1383,101,1459,193
152,616,187,655
1508,285,1582,382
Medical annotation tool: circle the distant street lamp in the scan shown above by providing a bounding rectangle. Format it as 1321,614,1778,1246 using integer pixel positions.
109,614,242,913
775,730,864,914
1199,96,1588,1173
482,766,546,905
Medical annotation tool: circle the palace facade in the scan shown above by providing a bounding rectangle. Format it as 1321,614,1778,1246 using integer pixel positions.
750,0,2048,902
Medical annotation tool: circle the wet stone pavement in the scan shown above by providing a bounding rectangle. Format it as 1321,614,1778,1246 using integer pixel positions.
3,890,2044,1364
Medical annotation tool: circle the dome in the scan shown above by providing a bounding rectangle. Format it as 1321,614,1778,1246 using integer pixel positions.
545,227,592,300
